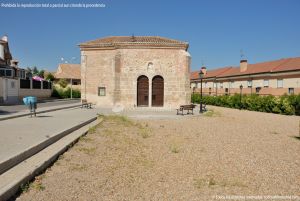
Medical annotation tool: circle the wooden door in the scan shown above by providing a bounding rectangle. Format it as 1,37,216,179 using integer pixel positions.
152,76,164,106
137,75,149,106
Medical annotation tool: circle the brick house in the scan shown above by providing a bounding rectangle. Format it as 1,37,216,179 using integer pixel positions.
190,57,300,96
79,36,191,108
0,35,52,104
55,63,81,88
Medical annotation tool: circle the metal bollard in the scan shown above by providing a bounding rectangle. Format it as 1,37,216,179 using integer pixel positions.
29,101,37,117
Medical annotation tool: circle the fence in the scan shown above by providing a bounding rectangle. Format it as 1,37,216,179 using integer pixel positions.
20,79,30,89
20,79,52,90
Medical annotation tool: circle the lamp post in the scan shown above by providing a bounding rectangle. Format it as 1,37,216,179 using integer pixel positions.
239,84,243,109
61,56,77,99
199,70,204,113
192,86,195,104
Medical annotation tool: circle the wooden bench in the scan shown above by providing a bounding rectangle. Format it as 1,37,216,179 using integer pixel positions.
176,104,196,115
81,99,92,109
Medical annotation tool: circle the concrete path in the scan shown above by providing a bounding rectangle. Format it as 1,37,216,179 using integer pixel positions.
121,105,203,120
0,117,102,201
0,107,99,174
0,99,80,114
0,101,81,121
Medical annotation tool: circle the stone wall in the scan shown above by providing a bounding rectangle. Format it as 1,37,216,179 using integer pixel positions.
81,48,191,109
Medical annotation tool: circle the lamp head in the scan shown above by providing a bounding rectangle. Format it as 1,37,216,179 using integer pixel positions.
199,70,204,79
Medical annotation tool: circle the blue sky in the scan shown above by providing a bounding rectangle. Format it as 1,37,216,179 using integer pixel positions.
0,0,299,72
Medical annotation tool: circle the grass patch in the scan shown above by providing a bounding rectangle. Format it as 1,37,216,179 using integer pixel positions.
79,136,94,142
203,109,221,117
101,128,114,137
69,164,88,171
170,144,180,153
135,157,154,168
140,128,151,138
30,181,45,191
21,177,45,193
104,115,133,126
20,182,30,193
194,176,217,188
88,125,97,134
136,123,151,139
77,147,96,155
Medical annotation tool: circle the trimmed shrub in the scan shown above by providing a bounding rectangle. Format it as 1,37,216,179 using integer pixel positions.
51,86,81,99
192,93,300,116
57,79,68,88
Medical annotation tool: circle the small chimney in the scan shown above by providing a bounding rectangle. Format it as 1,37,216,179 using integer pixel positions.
240,59,248,72
201,66,207,75
1,35,8,42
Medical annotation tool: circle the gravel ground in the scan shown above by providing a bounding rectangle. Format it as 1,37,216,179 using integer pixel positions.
17,106,300,201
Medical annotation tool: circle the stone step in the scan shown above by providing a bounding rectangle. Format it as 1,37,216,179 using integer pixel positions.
0,118,101,201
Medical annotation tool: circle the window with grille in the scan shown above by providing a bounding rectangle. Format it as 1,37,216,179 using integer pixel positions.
277,79,283,88
263,80,269,88
247,80,252,88
98,87,106,96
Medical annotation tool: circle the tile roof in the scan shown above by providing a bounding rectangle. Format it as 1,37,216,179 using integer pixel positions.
190,57,300,79
190,66,232,79
55,64,81,79
79,36,188,50
272,57,300,72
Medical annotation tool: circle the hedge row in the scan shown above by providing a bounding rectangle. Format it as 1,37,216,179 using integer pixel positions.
52,86,81,99
192,93,300,115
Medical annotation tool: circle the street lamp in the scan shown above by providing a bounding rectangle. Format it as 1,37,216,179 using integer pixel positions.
199,70,204,113
239,84,243,109
192,86,196,104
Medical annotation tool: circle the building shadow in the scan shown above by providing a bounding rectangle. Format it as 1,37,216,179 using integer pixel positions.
35,115,53,118
290,136,300,141
0,110,18,115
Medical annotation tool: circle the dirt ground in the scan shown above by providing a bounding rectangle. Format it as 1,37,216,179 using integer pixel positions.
17,106,300,201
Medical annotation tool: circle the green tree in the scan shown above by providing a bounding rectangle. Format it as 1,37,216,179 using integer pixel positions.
45,72,55,81
57,78,68,88
26,66,46,78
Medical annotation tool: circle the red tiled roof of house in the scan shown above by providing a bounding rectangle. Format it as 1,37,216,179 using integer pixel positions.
79,36,188,50
272,57,300,72
55,64,81,79
190,66,232,79
191,57,300,79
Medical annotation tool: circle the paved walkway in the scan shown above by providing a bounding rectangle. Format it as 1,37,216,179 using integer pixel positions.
0,99,80,115
0,107,99,168
0,104,201,173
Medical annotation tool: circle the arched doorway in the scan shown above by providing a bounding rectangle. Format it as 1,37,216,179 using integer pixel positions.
152,75,164,106
137,75,149,106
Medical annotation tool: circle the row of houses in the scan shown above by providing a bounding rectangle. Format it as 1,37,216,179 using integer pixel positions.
2,33,300,106
190,57,300,96
0,35,52,104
